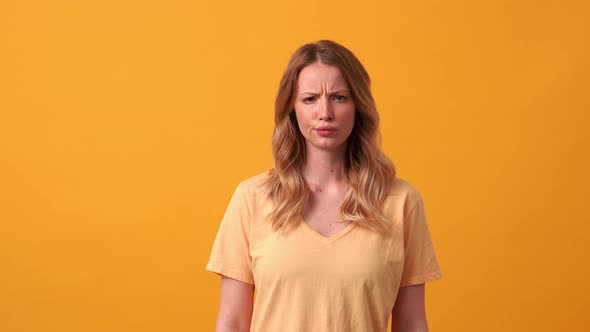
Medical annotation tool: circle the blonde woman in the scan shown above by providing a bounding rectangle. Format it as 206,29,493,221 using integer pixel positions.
206,40,442,332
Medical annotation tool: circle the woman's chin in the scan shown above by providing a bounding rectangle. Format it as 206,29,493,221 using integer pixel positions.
307,140,347,152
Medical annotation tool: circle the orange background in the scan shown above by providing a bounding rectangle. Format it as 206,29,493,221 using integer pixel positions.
1,1,589,331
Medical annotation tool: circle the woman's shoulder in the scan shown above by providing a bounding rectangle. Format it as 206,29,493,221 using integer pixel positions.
234,169,273,195
389,176,420,195
387,176,424,210
235,172,422,196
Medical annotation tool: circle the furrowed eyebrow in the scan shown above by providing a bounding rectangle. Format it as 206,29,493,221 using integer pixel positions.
299,89,349,95
330,89,349,94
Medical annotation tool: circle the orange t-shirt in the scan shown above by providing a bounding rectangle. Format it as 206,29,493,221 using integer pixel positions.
206,171,442,331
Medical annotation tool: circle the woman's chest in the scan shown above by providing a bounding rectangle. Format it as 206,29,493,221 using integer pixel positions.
300,191,351,238
250,222,404,287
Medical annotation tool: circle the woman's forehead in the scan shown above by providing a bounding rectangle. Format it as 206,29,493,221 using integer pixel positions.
297,63,349,92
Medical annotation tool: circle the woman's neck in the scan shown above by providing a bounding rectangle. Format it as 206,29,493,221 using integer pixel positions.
302,147,347,190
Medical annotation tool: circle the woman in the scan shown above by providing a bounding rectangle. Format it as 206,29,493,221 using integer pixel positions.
206,40,442,332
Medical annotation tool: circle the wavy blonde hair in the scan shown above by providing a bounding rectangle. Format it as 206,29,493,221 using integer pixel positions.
263,40,396,233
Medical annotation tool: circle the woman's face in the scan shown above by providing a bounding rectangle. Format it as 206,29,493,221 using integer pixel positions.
293,61,356,154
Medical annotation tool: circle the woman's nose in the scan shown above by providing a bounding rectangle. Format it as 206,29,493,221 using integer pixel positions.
318,97,334,121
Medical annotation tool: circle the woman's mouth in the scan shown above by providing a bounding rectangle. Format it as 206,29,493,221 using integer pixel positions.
315,127,337,137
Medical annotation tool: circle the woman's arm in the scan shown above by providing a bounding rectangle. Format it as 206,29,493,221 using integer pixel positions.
215,276,254,332
391,283,429,332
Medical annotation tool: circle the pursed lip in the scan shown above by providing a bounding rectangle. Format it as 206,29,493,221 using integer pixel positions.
315,126,336,131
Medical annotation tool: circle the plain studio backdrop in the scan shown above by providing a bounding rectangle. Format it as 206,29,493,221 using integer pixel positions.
1,0,588,331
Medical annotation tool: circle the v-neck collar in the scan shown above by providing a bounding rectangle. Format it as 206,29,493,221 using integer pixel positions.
298,214,357,244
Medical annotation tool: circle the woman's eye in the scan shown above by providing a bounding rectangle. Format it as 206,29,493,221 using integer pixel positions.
334,95,346,101
303,97,316,103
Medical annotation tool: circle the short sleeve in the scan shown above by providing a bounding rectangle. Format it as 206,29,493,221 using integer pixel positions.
399,191,442,287
205,183,255,284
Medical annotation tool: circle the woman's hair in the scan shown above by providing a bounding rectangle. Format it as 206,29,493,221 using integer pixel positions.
263,40,396,233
